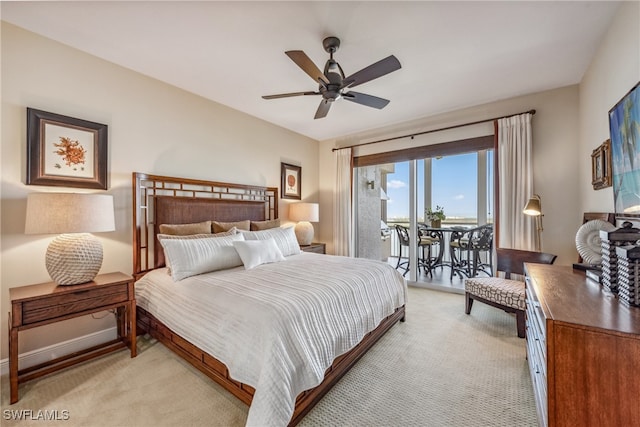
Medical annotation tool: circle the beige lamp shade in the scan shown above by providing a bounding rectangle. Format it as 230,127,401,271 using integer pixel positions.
289,203,319,246
523,195,542,216
522,194,544,251
25,193,115,285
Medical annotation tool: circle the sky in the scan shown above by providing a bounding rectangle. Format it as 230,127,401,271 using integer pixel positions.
385,152,492,220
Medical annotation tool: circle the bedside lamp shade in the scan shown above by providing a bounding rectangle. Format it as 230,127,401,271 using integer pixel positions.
25,193,115,285
289,202,319,246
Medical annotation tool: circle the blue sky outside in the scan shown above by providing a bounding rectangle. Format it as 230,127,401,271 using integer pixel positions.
386,153,489,220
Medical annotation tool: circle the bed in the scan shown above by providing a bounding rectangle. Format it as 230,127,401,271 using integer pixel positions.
132,172,406,426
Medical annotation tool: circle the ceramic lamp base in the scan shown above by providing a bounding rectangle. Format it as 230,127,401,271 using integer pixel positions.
294,221,314,246
46,233,103,285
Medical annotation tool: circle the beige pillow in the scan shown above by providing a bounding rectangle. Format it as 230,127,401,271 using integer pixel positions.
158,227,237,241
250,219,281,231
212,220,250,233
159,221,211,235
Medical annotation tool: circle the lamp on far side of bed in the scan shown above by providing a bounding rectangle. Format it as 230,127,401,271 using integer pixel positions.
25,192,115,285
289,202,319,246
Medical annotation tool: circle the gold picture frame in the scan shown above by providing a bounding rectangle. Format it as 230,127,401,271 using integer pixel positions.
591,139,612,190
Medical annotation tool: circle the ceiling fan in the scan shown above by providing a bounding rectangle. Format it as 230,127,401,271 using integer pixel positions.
262,36,401,119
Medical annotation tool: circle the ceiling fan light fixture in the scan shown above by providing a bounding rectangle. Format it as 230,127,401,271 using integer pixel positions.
326,60,343,77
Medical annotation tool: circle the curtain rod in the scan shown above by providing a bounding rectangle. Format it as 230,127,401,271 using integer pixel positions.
331,109,536,152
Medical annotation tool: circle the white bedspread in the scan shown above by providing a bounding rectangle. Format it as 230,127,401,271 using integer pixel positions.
135,252,406,426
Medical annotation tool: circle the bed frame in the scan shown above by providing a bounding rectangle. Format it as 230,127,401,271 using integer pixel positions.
132,172,405,426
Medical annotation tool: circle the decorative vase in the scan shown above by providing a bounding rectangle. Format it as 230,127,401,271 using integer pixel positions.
431,219,441,228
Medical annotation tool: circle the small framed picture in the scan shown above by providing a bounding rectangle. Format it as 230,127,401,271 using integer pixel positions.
591,139,612,190
26,108,108,189
281,162,301,200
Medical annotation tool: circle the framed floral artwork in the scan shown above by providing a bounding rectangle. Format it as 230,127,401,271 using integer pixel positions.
591,139,612,190
26,108,108,189
281,162,301,200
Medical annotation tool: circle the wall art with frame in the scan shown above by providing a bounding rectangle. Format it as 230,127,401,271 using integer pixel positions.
281,162,301,200
609,82,640,215
26,108,108,190
591,139,612,190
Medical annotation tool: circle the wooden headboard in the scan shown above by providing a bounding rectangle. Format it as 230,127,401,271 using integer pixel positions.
132,172,278,277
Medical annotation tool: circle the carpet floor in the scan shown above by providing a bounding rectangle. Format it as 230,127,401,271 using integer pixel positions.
1,286,537,426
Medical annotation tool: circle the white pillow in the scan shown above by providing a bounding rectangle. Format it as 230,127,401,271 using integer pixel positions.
233,239,286,270
241,226,301,256
160,233,245,281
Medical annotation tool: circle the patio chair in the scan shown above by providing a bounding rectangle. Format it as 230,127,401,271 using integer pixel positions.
394,225,437,277
449,224,493,280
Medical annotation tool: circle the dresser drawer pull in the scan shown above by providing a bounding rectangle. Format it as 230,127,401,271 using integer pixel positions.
73,290,92,295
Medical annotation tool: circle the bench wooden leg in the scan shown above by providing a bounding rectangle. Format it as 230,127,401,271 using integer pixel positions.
465,291,474,314
516,309,525,338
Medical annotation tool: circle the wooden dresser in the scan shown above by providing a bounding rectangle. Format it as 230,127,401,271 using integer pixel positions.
524,263,640,427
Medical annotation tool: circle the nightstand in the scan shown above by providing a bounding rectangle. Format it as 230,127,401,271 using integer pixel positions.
300,242,326,254
8,272,136,404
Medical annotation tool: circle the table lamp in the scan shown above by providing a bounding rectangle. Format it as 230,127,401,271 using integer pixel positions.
523,194,543,251
25,192,115,285
289,202,319,246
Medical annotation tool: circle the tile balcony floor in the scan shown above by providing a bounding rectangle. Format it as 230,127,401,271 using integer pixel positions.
387,256,466,294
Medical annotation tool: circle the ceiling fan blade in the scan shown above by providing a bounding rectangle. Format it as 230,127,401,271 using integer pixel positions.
342,55,401,89
314,100,332,119
262,91,319,100
285,51,330,85
343,91,390,109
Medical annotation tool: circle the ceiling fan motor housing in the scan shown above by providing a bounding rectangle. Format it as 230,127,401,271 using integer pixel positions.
322,36,341,54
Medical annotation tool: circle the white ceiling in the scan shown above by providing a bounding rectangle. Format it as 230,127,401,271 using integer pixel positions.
1,1,620,141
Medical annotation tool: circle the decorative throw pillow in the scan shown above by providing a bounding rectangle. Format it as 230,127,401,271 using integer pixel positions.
157,228,238,274
159,221,211,235
160,233,245,281
233,239,286,270
241,226,301,257
250,219,281,231
212,220,250,233
157,227,237,241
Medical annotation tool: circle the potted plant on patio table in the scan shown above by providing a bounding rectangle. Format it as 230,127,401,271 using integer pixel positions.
426,205,446,228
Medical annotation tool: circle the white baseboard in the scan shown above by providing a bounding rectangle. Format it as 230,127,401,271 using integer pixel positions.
0,327,117,377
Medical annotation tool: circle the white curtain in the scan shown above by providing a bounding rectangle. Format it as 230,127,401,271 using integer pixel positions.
497,113,536,250
334,148,354,256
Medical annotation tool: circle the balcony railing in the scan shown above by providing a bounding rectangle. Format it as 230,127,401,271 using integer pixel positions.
385,219,482,260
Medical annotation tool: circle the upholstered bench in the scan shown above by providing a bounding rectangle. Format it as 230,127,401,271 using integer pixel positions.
464,248,556,338
465,277,526,337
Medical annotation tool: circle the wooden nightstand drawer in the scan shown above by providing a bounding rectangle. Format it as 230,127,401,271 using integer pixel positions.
22,285,129,325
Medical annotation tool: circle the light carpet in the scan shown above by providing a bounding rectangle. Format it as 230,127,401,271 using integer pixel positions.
1,287,537,426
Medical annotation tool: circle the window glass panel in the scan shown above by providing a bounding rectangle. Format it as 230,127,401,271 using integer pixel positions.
385,161,410,224
432,153,478,226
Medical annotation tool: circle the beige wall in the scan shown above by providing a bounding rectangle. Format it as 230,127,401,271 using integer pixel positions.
0,23,319,359
579,1,640,214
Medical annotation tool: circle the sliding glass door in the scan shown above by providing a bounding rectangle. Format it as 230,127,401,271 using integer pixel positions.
354,148,493,283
